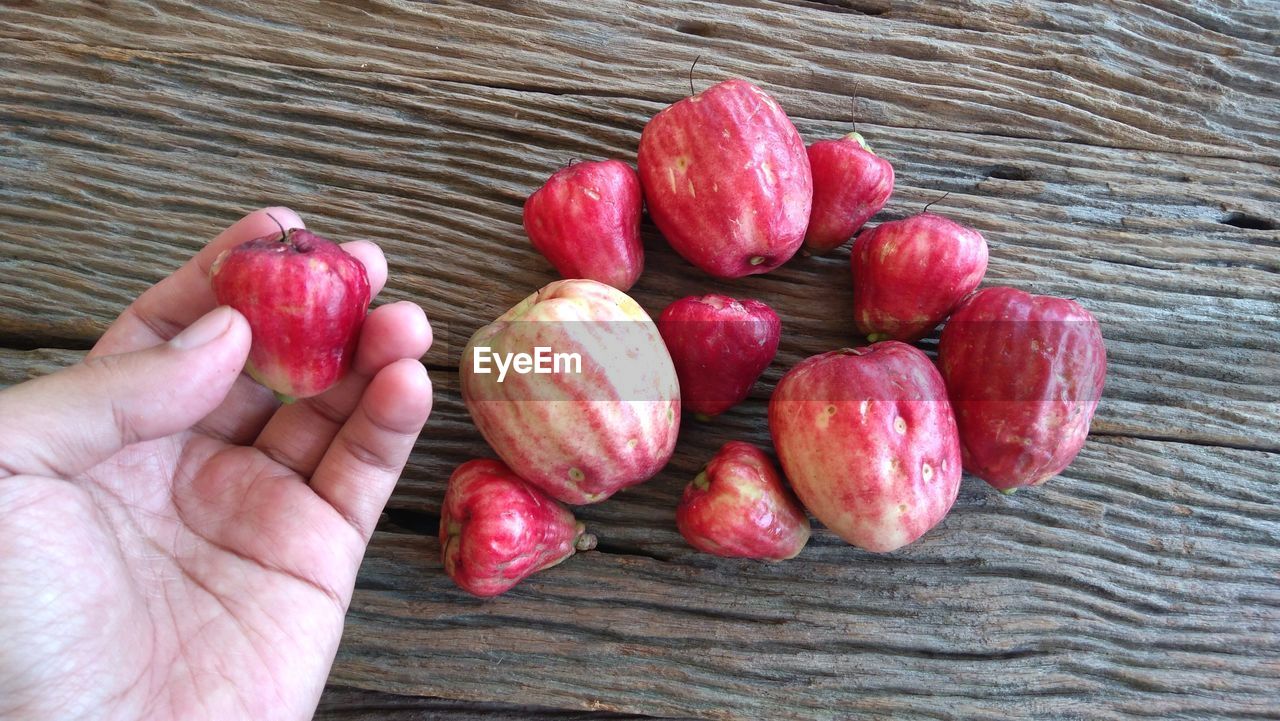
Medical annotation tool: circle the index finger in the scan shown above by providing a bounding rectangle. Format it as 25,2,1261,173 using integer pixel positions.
91,207,305,358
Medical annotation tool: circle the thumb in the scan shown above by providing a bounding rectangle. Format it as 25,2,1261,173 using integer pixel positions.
0,306,251,479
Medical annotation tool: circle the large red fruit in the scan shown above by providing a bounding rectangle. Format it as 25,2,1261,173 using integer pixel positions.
769,342,962,552
676,441,810,560
851,213,988,343
657,294,781,418
803,132,894,255
937,287,1107,491
440,459,596,597
637,78,812,278
209,228,370,401
460,279,680,505
523,159,644,291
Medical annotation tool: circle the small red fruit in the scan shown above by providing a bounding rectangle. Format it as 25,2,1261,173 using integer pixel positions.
638,79,812,278
676,441,810,560
769,342,962,552
937,287,1107,492
523,159,644,291
209,228,370,401
804,132,895,254
851,213,988,343
657,294,781,418
440,459,597,598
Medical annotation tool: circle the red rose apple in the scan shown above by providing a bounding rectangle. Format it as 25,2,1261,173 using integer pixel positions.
440,459,597,598
209,227,370,401
769,342,962,552
676,441,810,560
460,280,680,505
851,213,988,343
523,159,644,291
657,294,781,419
937,287,1107,492
637,78,812,278
803,132,894,254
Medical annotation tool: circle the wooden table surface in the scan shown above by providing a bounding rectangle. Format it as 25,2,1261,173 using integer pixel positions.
3,1,1278,719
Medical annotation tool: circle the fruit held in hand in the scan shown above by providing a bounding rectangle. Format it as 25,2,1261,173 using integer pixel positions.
937,287,1107,491
676,441,810,560
851,213,988,343
804,132,894,254
769,342,962,552
460,279,680,505
209,228,370,401
523,159,645,291
440,459,596,597
638,78,812,278
657,294,781,418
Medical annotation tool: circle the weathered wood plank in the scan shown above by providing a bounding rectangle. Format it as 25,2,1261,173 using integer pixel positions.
2,1,1277,717
2,0,1277,163
345,395,1280,720
0,348,81,382
316,686,672,721
3,350,1276,719
1,39,1276,451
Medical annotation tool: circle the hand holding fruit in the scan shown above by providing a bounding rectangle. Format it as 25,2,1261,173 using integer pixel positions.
0,208,434,721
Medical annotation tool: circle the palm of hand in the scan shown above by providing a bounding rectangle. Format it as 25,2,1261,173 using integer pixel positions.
2,438,357,720
0,208,433,721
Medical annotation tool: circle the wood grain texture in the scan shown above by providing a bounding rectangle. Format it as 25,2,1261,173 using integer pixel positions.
347,382,1280,721
1,34,1276,450
2,0,1278,718
316,686,676,720
2,0,1277,163
3,350,1277,719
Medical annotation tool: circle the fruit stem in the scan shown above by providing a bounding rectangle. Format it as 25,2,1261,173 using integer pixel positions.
273,391,297,404
691,470,711,491
575,531,598,552
843,131,872,153
1000,487,1019,496
265,212,289,242
922,192,950,214
688,55,701,96
848,82,861,134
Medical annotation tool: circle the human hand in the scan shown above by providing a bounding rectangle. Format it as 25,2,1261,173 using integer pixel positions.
0,208,433,721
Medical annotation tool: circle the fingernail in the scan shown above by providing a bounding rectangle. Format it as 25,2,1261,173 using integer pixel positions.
171,306,234,349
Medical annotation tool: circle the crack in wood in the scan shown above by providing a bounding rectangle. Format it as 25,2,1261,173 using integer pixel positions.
1090,429,1280,455
1221,211,1277,231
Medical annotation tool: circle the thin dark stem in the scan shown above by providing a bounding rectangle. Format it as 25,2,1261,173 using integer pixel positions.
689,55,701,96
850,81,862,133
265,212,287,241
923,192,951,214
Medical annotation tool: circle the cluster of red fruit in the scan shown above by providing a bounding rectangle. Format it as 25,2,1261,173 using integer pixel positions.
209,78,1107,599
444,78,1106,597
